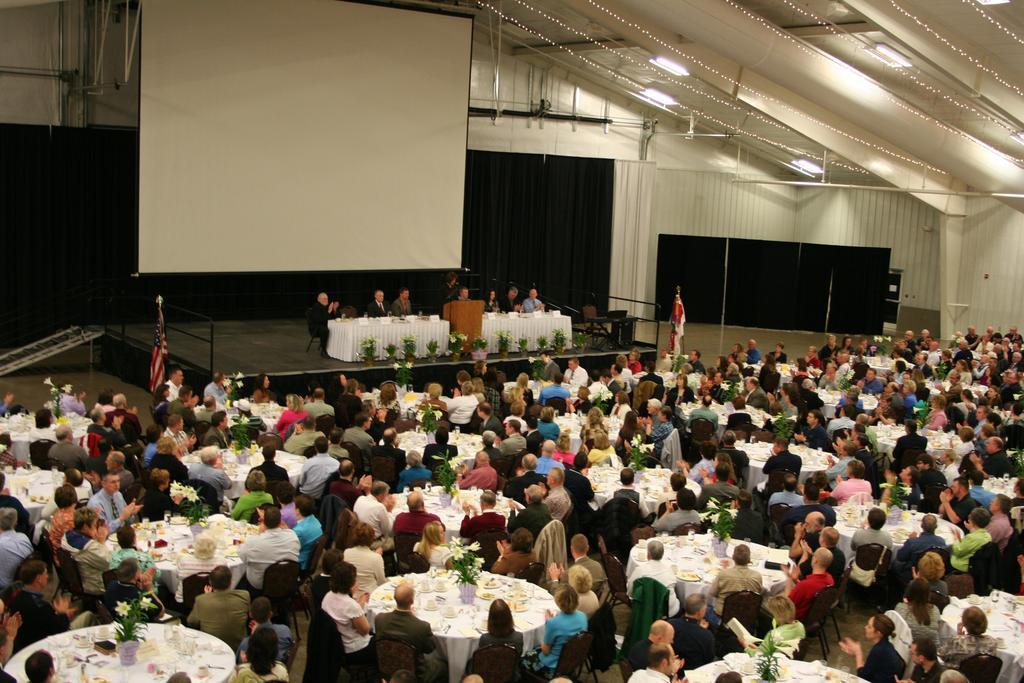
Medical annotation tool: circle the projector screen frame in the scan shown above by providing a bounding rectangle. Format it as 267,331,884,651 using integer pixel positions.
133,0,475,276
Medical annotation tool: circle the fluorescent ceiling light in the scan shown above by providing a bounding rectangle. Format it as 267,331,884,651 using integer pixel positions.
649,57,689,77
629,91,673,112
793,158,824,174
975,0,1010,5
641,88,678,106
873,43,912,68
782,161,816,178
1012,131,1024,145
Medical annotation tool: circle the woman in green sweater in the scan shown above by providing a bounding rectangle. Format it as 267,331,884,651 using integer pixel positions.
231,470,274,522
743,595,805,655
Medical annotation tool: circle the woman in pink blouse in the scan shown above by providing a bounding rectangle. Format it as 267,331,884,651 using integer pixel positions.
831,459,874,504
274,393,309,436
552,433,576,466
927,396,949,431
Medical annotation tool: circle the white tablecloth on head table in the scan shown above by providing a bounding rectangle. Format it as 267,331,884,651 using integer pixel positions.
625,534,789,604
327,317,451,362
389,487,518,542
833,505,962,561
737,442,830,493
367,571,556,683
589,466,691,518
687,653,868,683
5,623,236,683
940,593,1024,683
480,313,573,353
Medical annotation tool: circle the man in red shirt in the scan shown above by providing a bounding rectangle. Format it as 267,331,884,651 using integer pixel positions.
457,451,498,491
787,547,834,621
392,490,443,537
458,490,507,541
328,460,366,509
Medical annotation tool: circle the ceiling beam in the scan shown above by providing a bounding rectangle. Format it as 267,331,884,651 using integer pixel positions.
511,38,636,56
785,21,877,37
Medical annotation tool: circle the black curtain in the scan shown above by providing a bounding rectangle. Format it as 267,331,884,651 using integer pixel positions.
794,244,835,332
829,246,889,333
461,150,614,312
724,239,800,330
654,235,726,323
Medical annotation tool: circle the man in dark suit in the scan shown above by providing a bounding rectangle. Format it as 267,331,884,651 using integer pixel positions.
374,584,447,682
524,415,544,456
669,594,716,676
501,286,520,313
892,421,928,472
370,428,405,489
564,453,596,529
608,366,628,396
10,560,79,653
763,438,802,478
718,431,749,487
503,454,545,505
367,290,388,318
507,485,552,540
476,403,505,439
309,292,337,356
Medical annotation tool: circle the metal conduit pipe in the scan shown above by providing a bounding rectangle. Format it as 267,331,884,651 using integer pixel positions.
731,178,1024,199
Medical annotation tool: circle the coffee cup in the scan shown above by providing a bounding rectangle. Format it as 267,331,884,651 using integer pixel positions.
434,580,446,592
443,606,458,618
426,598,438,610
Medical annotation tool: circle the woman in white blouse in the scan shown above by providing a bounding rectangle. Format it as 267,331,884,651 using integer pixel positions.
321,562,374,666
343,522,386,596
413,521,452,569
444,381,479,426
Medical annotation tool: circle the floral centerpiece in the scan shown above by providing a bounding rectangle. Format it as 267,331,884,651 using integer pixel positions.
384,344,399,361
394,360,413,389
426,339,439,360
552,329,567,354
589,382,612,412
430,452,458,505
360,337,377,366
772,413,794,441
573,331,586,350
471,336,488,360
417,403,439,435
528,356,546,381
720,379,739,404
447,538,484,604
448,332,467,361
517,337,529,354
536,335,549,353
42,377,71,419
755,628,784,683
871,335,893,357
913,399,930,429
496,330,513,358
881,481,910,510
671,353,686,374
835,369,855,392
223,372,244,406
170,482,210,527
113,594,156,665
935,360,951,381
700,497,734,558
401,335,417,361
230,415,251,454
1012,448,1024,479
629,433,652,472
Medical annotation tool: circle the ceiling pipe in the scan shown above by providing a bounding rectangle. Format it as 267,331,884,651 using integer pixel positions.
732,177,1023,200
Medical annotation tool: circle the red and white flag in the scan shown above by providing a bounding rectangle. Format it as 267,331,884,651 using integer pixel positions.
148,296,168,393
669,287,685,352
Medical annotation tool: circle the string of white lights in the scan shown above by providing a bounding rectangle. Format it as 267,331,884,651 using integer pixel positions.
960,0,1024,49
583,0,947,174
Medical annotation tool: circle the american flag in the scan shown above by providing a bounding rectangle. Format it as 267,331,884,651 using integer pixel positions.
669,286,686,352
148,296,168,393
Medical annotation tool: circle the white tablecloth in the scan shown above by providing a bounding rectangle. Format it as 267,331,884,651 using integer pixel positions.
180,449,304,500
0,414,92,463
5,623,236,683
833,506,962,561
6,468,63,525
737,442,829,492
590,466,690,517
327,317,451,361
687,654,868,683
367,571,555,683
874,424,956,459
940,593,1024,683
480,313,573,353
625,534,789,604
389,488,518,542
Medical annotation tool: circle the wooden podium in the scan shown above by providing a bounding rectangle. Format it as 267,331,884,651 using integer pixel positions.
443,300,483,350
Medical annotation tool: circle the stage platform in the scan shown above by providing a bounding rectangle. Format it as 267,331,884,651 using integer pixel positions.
100,318,655,396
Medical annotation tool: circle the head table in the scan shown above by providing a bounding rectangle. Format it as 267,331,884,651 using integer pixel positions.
5,623,236,683
367,570,555,683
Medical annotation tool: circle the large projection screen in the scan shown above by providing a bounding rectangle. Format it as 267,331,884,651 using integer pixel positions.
138,0,472,274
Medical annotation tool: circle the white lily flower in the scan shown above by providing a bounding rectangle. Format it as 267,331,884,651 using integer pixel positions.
115,602,131,618
61,384,73,393
43,377,54,387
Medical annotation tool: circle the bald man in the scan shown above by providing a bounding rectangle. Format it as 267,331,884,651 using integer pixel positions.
457,451,497,491
626,620,677,672
786,547,834,621
374,583,447,682
309,292,338,356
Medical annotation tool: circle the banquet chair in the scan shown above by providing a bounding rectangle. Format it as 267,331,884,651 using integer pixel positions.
393,417,417,434
370,455,397,487
516,562,545,586
471,643,519,683
101,569,117,592
630,526,654,546
339,305,357,319
801,585,838,656
732,422,756,442
721,590,762,634
927,589,949,611
305,535,328,577
340,442,364,474
95,600,114,625
900,448,927,471
945,573,975,599
830,566,851,628
262,560,302,632
394,532,420,572
181,572,211,614
314,414,335,435
521,631,594,683
671,523,702,536
764,470,793,499
752,429,775,443
55,548,100,609
546,397,567,415
967,541,1000,596
122,481,142,505
599,552,631,609
688,418,716,445
193,421,212,446
29,440,55,469
375,637,418,680
406,552,430,574
474,530,507,572
957,653,1003,683
304,308,320,352
618,659,634,682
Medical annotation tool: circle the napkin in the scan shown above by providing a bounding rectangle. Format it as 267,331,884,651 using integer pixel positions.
459,626,478,638
154,539,168,548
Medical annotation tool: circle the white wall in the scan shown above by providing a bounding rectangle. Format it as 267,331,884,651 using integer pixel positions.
0,3,59,124
957,198,1024,332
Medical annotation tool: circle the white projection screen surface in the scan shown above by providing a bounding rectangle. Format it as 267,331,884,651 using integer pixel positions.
138,0,472,273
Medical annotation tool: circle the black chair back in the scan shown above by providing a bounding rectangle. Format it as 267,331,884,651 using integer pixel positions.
471,643,519,683
515,562,545,586
182,572,211,613
29,440,55,469
375,637,418,679
475,530,508,571
721,590,762,633
407,552,430,574
958,653,1003,683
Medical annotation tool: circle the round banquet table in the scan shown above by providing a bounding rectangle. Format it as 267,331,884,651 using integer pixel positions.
112,515,255,596
677,403,771,438
5,623,236,683
180,449,303,500
367,571,555,683
397,430,481,470
0,413,91,463
589,466,695,517
940,592,1024,683
625,534,789,603
833,505,962,561
874,423,956,460
738,442,829,493
686,652,868,683
5,467,63,525
388,487,519,542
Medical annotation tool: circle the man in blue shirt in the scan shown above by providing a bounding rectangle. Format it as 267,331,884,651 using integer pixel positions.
859,368,884,395
203,372,229,404
298,437,338,499
188,446,234,504
782,483,836,527
237,597,294,663
0,507,33,590
890,514,947,583
745,339,761,364
538,373,571,406
966,470,995,507
397,450,432,492
520,287,545,313
794,410,829,451
534,441,564,476
768,474,805,508
88,472,141,533
646,405,675,460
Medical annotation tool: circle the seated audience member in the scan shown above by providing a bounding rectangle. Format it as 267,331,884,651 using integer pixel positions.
328,459,368,509
652,488,701,533
188,446,233,503
627,642,684,682
108,525,160,583
668,594,716,675
831,459,873,504
277,483,298,528
231,471,274,522
297,437,337,499
478,599,524,660
140,468,179,522
544,468,573,522
504,454,545,505
60,507,112,595
626,620,674,673
781,483,836,527
768,474,805,508
565,565,600,618
254,446,289,483
900,636,944,683
696,463,739,509
626,540,680,618
151,434,191,484
894,578,940,643
459,490,506,541
0,509,32,591
49,424,88,471
706,544,763,626
507,486,552,541
743,596,804,655
23,650,54,683
614,468,641,505
10,560,89,652
292,494,323,571
188,565,251,652
916,551,949,597
397,451,431,492
786,547,834,621
392,490,443,537
851,507,894,551
232,627,288,682
237,506,300,593
87,472,140,534
414,521,452,569
176,533,221,603
950,507,992,572
891,514,948,584
353,481,395,551
521,585,587,677
797,526,845,585
374,582,447,682
986,494,1013,551
343,523,386,597
939,476,979,529
839,613,903,683
457,451,497,491
103,558,163,622
322,562,376,668
47,485,78,564
937,606,998,667
284,415,325,456
732,490,764,542
236,596,293,665
491,528,537,576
